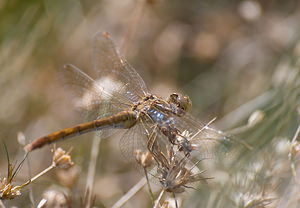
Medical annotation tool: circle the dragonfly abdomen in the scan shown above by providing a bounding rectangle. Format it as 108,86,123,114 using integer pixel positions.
97,111,137,129
24,111,137,152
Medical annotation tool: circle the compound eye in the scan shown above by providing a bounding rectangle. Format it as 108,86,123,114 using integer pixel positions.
168,93,179,104
178,95,192,112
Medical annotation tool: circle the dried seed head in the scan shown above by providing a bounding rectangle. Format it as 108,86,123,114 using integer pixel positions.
37,189,68,208
0,178,21,200
155,146,208,194
159,165,207,193
52,147,74,169
135,149,154,168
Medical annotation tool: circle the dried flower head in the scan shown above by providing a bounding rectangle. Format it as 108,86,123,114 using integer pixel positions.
0,144,26,200
154,145,209,194
1,146,76,202
37,189,69,208
0,177,21,200
52,147,74,169
135,149,154,168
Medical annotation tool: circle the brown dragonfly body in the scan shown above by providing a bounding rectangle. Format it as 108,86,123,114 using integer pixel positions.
25,111,137,152
25,32,233,160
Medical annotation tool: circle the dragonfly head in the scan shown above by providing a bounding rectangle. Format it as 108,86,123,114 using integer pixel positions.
167,93,192,116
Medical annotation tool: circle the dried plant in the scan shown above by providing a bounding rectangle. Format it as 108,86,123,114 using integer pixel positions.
146,134,212,208
0,144,26,200
37,189,71,208
1,145,74,205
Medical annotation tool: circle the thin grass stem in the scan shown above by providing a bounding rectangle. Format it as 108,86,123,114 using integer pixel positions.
144,168,154,204
12,163,56,191
153,189,165,208
26,155,35,206
111,177,147,208
216,91,275,130
0,200,6,208
85,134,101,208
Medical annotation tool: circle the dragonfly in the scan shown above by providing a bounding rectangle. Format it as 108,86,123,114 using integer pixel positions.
24,32,242,161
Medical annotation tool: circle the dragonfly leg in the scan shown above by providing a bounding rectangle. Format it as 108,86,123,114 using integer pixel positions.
146,125,159,153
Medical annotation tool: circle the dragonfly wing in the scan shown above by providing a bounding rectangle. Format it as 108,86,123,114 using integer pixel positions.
119,123,149,163
59,64,131,121
92,32,148,103
119,122,168,186
94,128,119,140
172,113,233,159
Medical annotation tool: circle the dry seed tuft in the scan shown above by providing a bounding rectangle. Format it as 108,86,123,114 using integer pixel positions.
0,178,21,200
52,147,74,169
153,144,209,194
37,189,69,208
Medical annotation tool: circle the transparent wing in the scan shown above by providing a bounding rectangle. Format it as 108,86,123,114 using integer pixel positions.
119,123,149,163
119,122,168,186
92,32,148,103
59,64,131,122
172,113,236,159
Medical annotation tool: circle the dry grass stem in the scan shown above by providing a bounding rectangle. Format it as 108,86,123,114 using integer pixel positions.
111,177,148,208
81,188,96,208
135,149,155,202
153,189,165,208
0,150,27,201
216,91,275,130
0,200,5,208
85,134,101,208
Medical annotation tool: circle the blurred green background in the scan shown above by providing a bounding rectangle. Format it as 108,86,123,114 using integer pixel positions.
0,0,300,207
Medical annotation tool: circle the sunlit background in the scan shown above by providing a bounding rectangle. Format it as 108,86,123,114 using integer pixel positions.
0,0,300,207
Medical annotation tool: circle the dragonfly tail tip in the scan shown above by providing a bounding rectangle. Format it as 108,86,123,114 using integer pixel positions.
24,144,33,153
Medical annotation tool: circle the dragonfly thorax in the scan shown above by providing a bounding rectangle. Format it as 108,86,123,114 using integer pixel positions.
131,94,158,112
